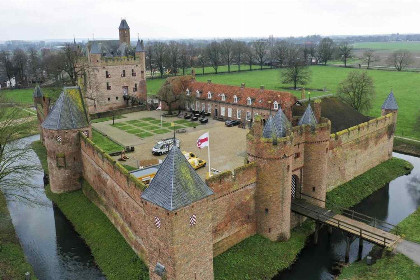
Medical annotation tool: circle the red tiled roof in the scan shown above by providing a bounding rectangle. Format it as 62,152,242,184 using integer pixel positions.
187,81,297,110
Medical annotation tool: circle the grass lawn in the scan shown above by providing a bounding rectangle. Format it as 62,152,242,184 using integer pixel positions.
326,158,413,209
353,41,420,52
92,129,123,153
0,87,61,105
0,107,35,122
339,206,420,280
91,115,125,123
0,192,37,280
148,66,420,139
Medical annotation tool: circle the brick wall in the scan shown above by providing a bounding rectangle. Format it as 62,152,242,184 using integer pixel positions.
207,163,257,256
326,113,396,190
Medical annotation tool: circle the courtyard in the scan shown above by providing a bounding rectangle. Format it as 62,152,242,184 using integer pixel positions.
92,110,249,178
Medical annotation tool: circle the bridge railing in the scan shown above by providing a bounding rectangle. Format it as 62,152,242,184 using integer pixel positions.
291,200,394,247
298,192,400,235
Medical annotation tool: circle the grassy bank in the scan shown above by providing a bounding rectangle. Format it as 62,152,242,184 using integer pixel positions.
394,137,420,157
31,140,149,280
339,207,420,280
92,129,124,153
0,192,37,279
326,158,413,209
0,87,61,105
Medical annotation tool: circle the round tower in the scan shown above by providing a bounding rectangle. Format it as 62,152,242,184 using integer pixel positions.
42,87,91,193
247,115,293,241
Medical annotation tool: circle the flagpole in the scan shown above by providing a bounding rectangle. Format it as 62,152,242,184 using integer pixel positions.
207,132,211,176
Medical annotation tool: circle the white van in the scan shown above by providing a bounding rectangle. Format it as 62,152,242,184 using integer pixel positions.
152,138,180,156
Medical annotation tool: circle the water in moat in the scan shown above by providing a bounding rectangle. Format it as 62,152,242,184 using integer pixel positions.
274,152,420,280
5,135,104,280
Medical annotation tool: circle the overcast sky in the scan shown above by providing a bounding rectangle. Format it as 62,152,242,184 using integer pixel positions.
2,0,419,41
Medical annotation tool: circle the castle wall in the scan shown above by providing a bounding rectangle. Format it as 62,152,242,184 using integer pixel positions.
206,163,257,256
79,134,149,261
326,113,396,190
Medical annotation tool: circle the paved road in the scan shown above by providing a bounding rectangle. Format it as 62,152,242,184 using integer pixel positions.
396,240,420,265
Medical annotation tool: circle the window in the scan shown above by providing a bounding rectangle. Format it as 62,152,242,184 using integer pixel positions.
186,89,190,96
133,83,138,92
246,111,251,120
121,70,126,77
116,96,119,100
196,90,201,97
196,101,200,109
131,69,136,76
221,107,225,116
105,71,110,78
233,95,238,103
207,91,212,99
273,101,279,110
207,104,211,113
202,103,205,111
228,107,232,118
123,86,128,96
185,102,190,110
221,94,226,101
247,97,252,106
106,82,111,90
56,154,66,168
294,152,300,159
108,97,110,101
237,109,241,119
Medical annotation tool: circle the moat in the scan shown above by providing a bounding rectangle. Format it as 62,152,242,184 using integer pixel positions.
5,135,420,280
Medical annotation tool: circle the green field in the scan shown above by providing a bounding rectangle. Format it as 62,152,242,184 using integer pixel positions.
0,87,61,105
353,41,420,51
92,129,124,153
148,66,420,139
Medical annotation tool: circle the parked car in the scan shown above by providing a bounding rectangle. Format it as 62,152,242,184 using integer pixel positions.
191,116,199,121
183,151,197,160
184,113,192,119
188,158,206,170
199,118,208,124
225,120,241,127
204,112,211,116
152,138,180,155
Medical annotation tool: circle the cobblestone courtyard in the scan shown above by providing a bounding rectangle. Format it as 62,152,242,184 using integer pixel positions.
92,110,249,178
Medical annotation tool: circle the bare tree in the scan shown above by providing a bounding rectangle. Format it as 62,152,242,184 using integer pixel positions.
387,50,414,71
281,47,311,89
273,40,290,67
13,48,28,86
0,51,14,83
337,71,375,113
206,41,221,74
62,43,86,85
233,41,246,72
197,51,207,75
153,42,168,78
145,42,156,78
156,76,192,114
41,51,64,84
220,39,234,73
244,44,254,71
0,97,42,204
253,40,268,70
317,37,335,65
338,42,353,67
167,41,180,76
362,49,380,69
179,43,190,76
28,48,41,84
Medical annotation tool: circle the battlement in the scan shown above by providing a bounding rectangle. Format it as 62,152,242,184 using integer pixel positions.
330,113,395,146
90,56,143,67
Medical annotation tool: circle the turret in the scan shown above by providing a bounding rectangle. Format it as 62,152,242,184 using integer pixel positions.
381,90,398,116
42,87,91,193
299,105,331,207
141,145,214,280
135,39,148,102
247,112,293,241
119,19,130,45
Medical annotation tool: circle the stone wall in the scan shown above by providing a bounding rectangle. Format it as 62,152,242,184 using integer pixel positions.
206,163,257,256
326,113,396,190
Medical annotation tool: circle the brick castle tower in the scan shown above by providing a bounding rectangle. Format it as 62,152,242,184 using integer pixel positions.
119,19,130,45
41,87,91,193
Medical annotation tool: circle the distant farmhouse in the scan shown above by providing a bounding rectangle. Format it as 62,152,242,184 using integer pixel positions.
80,19,147,113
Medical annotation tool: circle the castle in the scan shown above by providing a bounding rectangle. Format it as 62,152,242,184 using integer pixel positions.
34,61,399,279
80,19,147,113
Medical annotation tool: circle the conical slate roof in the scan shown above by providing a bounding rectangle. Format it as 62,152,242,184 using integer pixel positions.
135,39,144,52
263,109,290,139
298,104,317,127
90,42,101,54
141,145,214,211
33,85,43,98
119,19,130,30
381,91,398,110
42,87,89,130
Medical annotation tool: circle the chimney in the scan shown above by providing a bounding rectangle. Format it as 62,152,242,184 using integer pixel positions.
241,83,245,88
260,85,265,90
207,79,211,84
314,99,322,122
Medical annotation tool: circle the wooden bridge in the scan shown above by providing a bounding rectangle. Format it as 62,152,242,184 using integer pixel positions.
291,194,401,261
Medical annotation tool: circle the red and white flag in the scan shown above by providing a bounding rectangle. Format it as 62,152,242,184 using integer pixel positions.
197,132,209,149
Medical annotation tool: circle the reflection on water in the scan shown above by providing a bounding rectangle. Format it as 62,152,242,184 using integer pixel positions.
5,135,104,280
274,153,420,280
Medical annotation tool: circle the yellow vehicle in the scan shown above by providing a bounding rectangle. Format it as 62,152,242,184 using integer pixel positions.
130,165,160,186
188,158,206,170
183,151,197,160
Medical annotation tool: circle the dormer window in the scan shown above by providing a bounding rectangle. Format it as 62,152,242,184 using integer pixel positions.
247,97,252,106
233,95,238,103
186,89,190,96
207,91,212,99
273,101,279,110
221,94,226,101
196,90,201,97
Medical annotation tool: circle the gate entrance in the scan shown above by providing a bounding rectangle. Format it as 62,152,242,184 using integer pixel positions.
291,175,298,199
